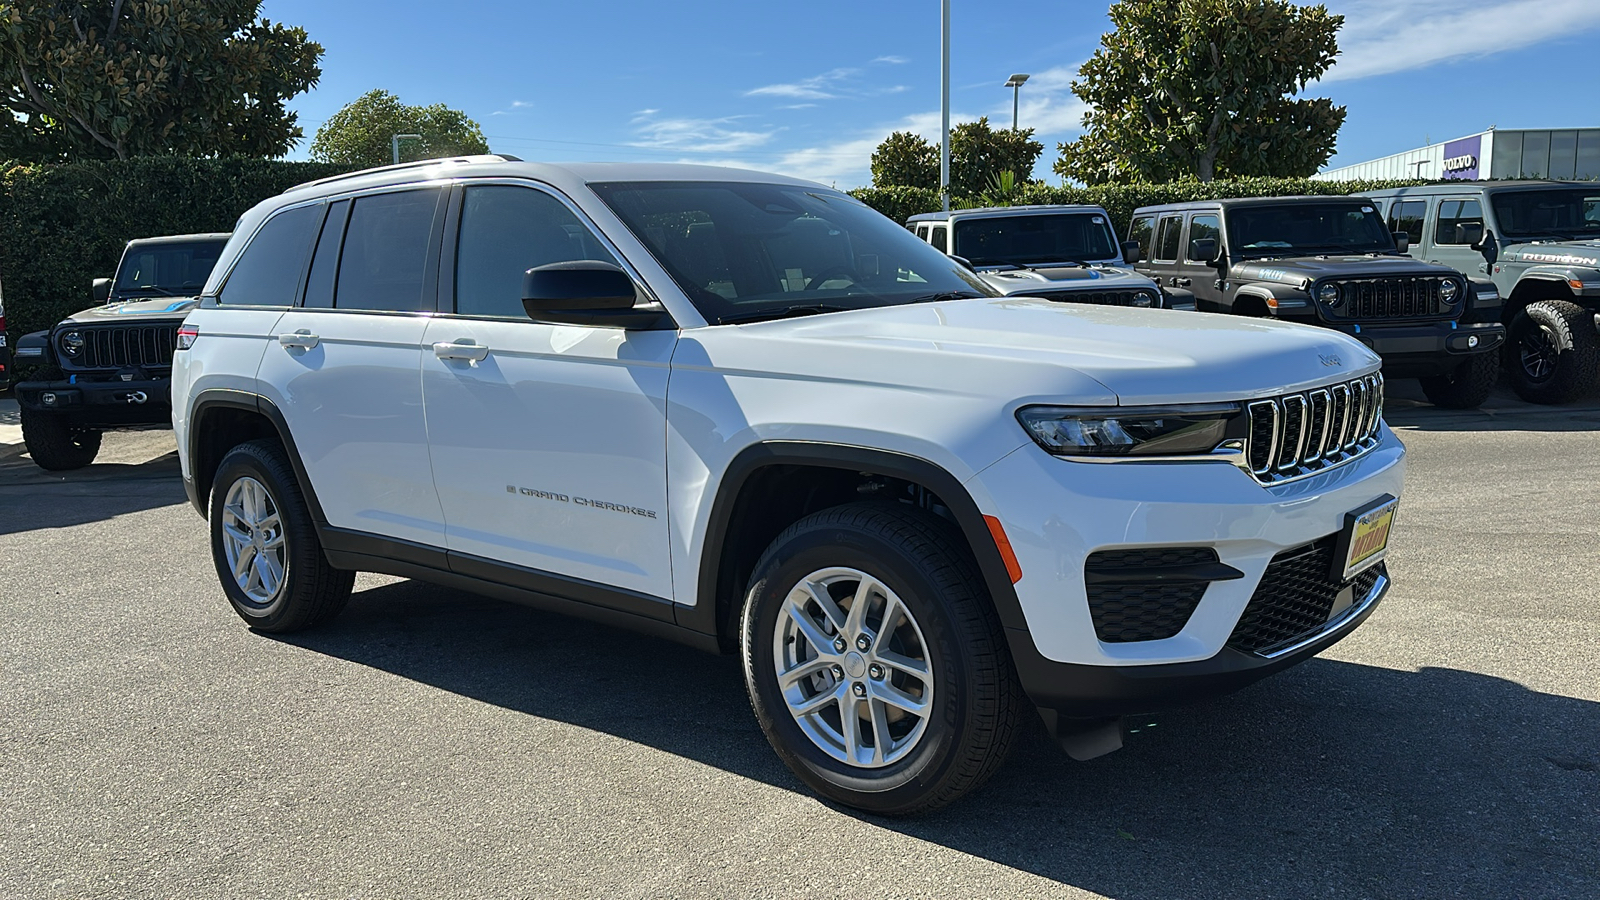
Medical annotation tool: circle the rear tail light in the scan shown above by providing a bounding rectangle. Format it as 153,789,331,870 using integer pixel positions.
176,324,199,350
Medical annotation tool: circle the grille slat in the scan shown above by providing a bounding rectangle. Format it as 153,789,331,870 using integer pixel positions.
1036,290,1147,307
1326,276,1455,321
66,324,179,370
1245,374,1384,484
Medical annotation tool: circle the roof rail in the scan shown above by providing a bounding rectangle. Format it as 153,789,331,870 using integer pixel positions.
287,154,521,192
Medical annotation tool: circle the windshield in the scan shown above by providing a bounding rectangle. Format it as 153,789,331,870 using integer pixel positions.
952,213,1118,267
1490,189,1600,240
1226,203,1392,255
589,181,995,325
113,239,227,296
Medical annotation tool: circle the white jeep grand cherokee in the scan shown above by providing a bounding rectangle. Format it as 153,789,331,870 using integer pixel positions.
173,157,1404,814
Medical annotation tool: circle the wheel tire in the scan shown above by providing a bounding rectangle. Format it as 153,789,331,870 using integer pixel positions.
1419,351,1499,409
1504,300,1600,404
740,502,1022,815
20,407,101,470
209,439,354,633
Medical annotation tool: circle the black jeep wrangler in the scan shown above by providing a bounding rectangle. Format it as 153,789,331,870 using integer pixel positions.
11,233,229,470
1129,197,1506,409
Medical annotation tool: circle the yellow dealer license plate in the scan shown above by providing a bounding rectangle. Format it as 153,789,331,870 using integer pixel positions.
1338,495,1398,581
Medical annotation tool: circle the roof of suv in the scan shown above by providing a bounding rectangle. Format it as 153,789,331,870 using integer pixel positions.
906,204,1109,224
282,155,823,202
1133,195,1379,216
127,233,231,246
1358,180,1596,198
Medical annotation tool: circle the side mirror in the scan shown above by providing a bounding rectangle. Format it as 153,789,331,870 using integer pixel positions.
1188,238,1218,264
950,255,977,272
1470,228,1498,263
92,278,112,304
1121,240,1142,265
521,261,667,329
1391,232,1410,254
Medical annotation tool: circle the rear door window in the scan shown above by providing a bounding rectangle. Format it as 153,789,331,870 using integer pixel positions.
218,204,323,306
1387,200,1426,246
1435,199,1484,245
1154,215,1183,262
931,226,948,253
336,189,444,312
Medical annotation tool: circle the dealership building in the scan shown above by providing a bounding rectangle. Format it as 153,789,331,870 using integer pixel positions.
1315,127,1600,182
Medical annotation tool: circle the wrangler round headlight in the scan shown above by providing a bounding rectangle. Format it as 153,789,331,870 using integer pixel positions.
1130,291,1156,308
60,331,84,357
1017,403,1241,457
1317,283,1341,306
1440,279,1460,303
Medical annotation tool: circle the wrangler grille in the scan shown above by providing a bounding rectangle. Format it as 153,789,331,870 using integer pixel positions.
1035,289,1149,307
63,325,178,370
1245,374,1383,484
1226,537,1387,656
1322,276,1456,320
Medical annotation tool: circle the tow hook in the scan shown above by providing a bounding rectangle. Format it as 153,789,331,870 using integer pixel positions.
127,391,148,405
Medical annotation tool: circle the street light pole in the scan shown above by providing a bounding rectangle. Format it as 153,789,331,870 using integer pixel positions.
940,0,950,212
392,133,423,165
1005,74,1030,131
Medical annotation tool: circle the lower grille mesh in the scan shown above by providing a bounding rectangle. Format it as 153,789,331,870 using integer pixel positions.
1226,538,1385,655
1085,547,1221,643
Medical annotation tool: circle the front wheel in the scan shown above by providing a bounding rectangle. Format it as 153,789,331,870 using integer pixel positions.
210,440,354,633
1504,300,1600,404
1419,351,1499,409
20,407,101,470
740,502,1021,815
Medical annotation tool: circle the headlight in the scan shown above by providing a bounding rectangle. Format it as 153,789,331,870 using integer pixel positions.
1440,279,1460,303
1317,283,1340,306
1017,403,1240,457
60,331,83,357
1130,291,1156,308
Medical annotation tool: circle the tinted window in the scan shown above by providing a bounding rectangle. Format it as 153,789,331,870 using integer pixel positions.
219,205,322,306
115,239,227,297
336,189,441,312
302,200,349,309
1128,216,1154,259
589,181,994,325
953,213,1117,266
455,186,620,318
1435,199,1484,245
1388,200,1426,245
1155,215,1183,261
1227,202,1391,254
931,226,948,253
1489,189,1600,240
1186,215,1220,260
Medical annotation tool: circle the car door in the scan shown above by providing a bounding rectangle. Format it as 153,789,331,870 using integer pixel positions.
421,182,677,603
1386,198,1427,257
253,187,448,548
1428,197,1490,276
1137,213,1186,295
1179,212,1224,309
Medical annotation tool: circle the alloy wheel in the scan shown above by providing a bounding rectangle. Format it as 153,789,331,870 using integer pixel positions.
220,476,288,608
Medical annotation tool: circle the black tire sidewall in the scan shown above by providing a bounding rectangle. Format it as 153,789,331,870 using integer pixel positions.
20,407,100,470
742,514,980,811
1506,301,1600,403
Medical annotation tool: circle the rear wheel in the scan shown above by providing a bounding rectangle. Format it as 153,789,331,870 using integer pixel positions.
1504,300,1600,404
210,440,354,632
20,407,101,470
1419,351,1498,409
740,502,1021,815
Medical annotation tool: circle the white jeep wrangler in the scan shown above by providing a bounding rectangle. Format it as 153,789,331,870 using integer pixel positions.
174,158,1405,814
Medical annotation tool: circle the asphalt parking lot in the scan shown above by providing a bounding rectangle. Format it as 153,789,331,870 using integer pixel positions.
1,384,1597,900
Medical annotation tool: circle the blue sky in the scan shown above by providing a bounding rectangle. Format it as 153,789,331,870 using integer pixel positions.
261,0,1600,187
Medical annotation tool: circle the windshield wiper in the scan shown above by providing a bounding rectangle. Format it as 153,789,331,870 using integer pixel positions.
718,304,854,324
907,290,986,304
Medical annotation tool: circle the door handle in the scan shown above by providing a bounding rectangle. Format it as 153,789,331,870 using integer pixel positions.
277,330,319,350
433,339,490,362
1176,278,1192,287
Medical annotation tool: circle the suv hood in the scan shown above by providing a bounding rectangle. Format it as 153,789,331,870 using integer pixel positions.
61,296,200,325
701,296,1377,406
1503,240,1600,267
1231,254,1453,284
978,265,1155,296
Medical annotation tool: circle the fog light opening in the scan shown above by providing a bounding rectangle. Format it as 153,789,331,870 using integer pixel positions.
41,392,57,406
1467,335,1479,348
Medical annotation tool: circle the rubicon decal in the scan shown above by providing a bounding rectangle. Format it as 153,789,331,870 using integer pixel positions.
507,485,658,519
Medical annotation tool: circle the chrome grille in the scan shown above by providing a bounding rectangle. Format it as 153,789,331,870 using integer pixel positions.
1323,276,1455,320
1245,374,1384,483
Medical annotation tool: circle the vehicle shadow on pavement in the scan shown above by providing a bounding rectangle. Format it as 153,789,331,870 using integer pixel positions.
0,449,185,536
285,578,1599,899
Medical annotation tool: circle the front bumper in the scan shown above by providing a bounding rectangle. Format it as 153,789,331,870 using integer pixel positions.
14,377,173,426
1330,321,1505,377
967,427,1405,715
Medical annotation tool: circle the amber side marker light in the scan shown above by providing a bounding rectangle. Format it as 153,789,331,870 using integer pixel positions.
983,515,1023,584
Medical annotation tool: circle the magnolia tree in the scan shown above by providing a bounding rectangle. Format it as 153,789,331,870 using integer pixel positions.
870,118,1043,197
0,0,322,160
1056,0,1346,184
310,90,489,168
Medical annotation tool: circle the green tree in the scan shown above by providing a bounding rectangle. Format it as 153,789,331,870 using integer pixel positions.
1055,0,1345,184
310,90,489,167
0,1,322,161
870,118,1043,197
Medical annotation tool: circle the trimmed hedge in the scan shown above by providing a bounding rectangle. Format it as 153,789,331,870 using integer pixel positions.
1,158,352,337
850,176,1428,237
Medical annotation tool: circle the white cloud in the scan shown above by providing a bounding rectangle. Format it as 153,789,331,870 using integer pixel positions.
629,112,777,153
490,100,532,116
1321,0,1600,82
746,68,860,100
873,55,908,65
